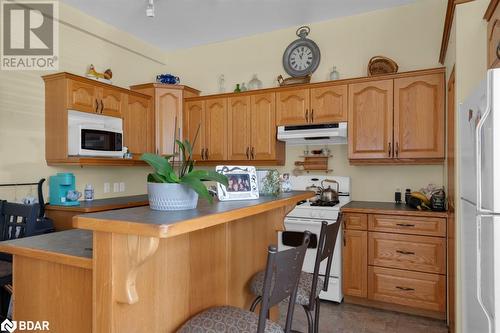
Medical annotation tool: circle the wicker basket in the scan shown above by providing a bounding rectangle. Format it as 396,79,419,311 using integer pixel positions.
367,56,399,76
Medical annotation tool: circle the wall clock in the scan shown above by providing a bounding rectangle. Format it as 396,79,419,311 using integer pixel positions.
283,26,321,77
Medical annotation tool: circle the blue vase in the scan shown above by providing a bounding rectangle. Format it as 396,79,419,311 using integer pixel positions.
156,74,180,84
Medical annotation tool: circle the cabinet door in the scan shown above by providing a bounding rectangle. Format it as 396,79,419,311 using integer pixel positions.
394,74,444,159
205,98,227,160
157,90,182,156
348,80,393,160
276,88,309,126
125,95,154,156
488,5,500,69
228,96,251,160
343,229,368,297
99,87,123,118
67,79,97,113
184,100,205,161
310,85,348,123
251,93,277,160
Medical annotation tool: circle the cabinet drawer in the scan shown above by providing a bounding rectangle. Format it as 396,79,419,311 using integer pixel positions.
368,215,446,237
368,232,445,274
343,213,367,230
368,266,445,312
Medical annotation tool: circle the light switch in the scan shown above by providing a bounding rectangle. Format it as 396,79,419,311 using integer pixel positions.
104,183,110,193
119,182,125,192
113,182,120,193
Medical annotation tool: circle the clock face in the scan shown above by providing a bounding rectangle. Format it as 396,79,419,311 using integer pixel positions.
289,46,313,71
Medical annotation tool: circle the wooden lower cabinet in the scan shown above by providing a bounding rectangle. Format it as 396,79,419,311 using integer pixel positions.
368,266,445,312
342,211,447,318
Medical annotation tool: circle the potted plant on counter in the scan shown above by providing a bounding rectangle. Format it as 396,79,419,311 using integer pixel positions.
141,139,228,211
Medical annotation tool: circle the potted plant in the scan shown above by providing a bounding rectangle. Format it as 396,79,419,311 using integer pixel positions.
141,139,228,211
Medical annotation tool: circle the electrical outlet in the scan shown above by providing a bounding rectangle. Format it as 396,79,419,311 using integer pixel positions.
104,183,110,193
119,182,125,192
113,182,120,193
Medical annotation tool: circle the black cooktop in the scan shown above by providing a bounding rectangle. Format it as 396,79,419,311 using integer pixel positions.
310,200,340,207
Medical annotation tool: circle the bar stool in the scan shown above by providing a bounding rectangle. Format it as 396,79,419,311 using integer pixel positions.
177,231,311,333
249,214,342,333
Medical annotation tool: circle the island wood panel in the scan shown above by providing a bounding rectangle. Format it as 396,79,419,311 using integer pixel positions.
228,96,251,160
276,88,309,125
394,74,445,159
184,100,206,161
92,208,286,333
14,256,92,333
251,93,277,160
310,84,348,123
348,80,394,160
205,98,228,160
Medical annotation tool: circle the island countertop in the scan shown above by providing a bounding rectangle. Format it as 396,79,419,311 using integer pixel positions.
74,191,313,238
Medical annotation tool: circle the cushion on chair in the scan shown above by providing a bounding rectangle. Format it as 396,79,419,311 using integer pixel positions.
177,305,284,333
250,271,323,306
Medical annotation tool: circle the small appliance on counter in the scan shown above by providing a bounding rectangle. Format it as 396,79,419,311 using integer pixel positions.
49,173,80,206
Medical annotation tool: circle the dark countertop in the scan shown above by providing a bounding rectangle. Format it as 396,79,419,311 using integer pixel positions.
0,229,92,269
341,201,448,218
75,191,314,238
45,194,149,213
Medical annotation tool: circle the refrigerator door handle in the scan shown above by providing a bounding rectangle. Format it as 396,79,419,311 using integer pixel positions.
476,72,493,214
476,215,494,333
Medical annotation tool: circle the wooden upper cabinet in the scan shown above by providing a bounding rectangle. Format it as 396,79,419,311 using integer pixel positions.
205,98,227,160
348,80,394,160
251,93,277,160
310,85,348,123
98,87,123,118
124,95,154,156
67,79,97,113
228,96,251,160
276,88,309,126
184,100,205,161
156,89,182,155
487,3,500,69
394,74,445,159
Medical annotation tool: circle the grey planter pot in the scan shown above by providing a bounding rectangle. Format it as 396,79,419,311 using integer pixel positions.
147,183,199,211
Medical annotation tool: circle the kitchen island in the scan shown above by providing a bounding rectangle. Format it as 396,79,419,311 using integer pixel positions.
0,191,312,333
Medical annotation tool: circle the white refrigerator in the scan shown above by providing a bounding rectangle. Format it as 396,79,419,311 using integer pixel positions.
460,68,500,333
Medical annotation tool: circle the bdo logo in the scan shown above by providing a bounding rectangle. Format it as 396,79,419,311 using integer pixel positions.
1,0,59,70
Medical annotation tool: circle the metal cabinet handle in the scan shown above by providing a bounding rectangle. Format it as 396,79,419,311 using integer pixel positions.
343,230,346,246
396,223,415,227
497,41,500,60
305,109,309,123
100,100,104,113
246,147,250,160
205,148,209,160
388,143,392,157
396,142,399,158
396,250,415,255
311,109,314,123
396,286,415,291
201,148,205,160
251,147,255,160
95,99,99,113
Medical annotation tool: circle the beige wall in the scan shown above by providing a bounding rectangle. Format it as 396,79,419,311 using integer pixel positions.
0,3,167,201
167,0,447,201
444,1,489,332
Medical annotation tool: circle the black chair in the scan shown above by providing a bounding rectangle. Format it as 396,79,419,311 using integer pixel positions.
249,213,343,333
177,231,311,333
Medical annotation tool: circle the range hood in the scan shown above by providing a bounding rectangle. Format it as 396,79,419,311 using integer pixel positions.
277,123,347,146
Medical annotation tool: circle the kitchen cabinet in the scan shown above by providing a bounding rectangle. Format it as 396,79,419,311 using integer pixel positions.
183,100,206,161
348,80,393,160
228,96,251,160
205,98,228,160
276,84,348,126
342,202,447,319
348,70,445,164
487,1,500,69
130,84,200,156
43,72,153,166
124,94,154,156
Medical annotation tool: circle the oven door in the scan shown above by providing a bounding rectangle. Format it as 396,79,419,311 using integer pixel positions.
79,126,123,157
279,217,341,278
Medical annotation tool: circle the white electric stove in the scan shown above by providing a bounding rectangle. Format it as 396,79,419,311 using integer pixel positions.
278,175,351,302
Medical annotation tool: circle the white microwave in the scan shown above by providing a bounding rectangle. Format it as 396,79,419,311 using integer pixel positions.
68,110,124,157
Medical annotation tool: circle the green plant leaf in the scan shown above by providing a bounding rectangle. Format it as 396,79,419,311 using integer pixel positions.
180,175,213,203
147,173,167,183
141,153,174,178
183,139,193,155
185,170,229,186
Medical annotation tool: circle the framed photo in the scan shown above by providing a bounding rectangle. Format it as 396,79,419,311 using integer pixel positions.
216,166,259,201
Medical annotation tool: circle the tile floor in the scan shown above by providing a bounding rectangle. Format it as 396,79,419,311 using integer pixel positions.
280,301,449,333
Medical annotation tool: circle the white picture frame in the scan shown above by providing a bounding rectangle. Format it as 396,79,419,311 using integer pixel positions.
216,165,259,201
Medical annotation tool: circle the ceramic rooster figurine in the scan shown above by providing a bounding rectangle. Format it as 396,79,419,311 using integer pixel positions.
86,64,112,80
